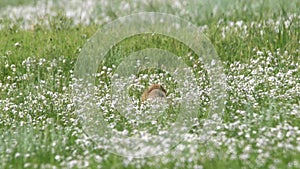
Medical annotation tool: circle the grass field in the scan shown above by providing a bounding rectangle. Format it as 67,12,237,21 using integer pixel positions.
0,0,300,168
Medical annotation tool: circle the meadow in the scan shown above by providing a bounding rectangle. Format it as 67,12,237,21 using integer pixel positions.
0,0,299,168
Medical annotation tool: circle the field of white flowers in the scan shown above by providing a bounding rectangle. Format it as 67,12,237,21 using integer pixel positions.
0,0,299,168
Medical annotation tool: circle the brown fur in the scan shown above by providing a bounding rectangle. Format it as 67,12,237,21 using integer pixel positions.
141,84,166,102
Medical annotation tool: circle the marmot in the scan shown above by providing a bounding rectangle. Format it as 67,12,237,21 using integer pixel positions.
141,84,167,102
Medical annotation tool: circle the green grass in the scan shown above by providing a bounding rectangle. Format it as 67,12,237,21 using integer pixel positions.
0,0,35,9
0,0,300,169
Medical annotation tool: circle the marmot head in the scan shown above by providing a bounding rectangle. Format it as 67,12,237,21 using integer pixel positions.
141,84,166,102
